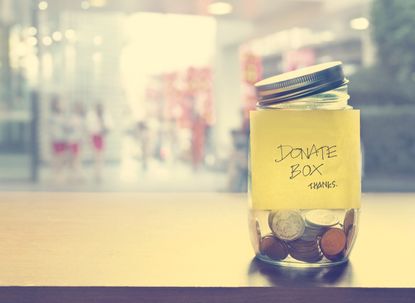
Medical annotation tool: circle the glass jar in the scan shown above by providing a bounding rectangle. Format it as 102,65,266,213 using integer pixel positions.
248,62,360,267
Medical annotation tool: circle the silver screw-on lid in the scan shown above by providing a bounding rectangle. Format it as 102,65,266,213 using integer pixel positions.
255,61,348,106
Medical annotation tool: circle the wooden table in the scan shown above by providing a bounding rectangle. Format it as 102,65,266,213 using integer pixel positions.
0,192,414,302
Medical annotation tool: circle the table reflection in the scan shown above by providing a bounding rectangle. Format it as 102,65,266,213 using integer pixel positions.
248,258,353,287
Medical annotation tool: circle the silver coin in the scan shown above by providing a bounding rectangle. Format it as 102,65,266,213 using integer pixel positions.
249,214,262,253
301,222,327,240
305,209,339,227
268,211,276,231
301,232,323,240
269,210,305,241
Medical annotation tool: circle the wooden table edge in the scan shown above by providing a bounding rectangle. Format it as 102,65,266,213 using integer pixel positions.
0,286,413,303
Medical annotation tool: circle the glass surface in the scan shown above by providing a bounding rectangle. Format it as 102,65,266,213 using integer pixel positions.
249,85,361,266
249,208,359,267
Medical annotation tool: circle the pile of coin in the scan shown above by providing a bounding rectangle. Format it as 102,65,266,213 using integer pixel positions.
288,238,323,263
302,209,338,241
256,208,357,264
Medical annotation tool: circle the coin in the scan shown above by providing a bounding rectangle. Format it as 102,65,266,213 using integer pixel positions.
269,210,305,241
290,242,320,251
290,251,323,263
320,228,346,261
289,246,323,263
345,225,356,253
289,238,319,249
268,211,275,231
305,209,339,227
300,223,326,241
260,235,289,260
343,209,355,235
249,215,262,253
288,238,323,263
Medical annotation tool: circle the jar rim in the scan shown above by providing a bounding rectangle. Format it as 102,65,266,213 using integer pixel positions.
255,61,348,106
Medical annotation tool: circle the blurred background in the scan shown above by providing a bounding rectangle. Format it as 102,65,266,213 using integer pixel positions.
0,0,414,192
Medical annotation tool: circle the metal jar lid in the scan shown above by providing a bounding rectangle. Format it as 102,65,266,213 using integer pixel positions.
254,61,348,106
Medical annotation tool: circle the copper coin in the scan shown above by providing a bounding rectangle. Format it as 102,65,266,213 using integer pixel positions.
290,250,323,263
288,239,322,262
260,235,289,260
324,251,345,262
290,248,320,255
343,209,355,235
289,239,319,249
290,247,321,258
289,248,321,257
320,228,346,260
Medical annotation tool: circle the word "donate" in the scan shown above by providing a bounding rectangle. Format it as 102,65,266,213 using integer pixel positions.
274,144,337,163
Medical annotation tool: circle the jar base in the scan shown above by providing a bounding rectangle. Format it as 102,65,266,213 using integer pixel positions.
256,254,349,268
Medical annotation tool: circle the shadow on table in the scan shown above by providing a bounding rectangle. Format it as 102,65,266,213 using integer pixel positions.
247,258,353,287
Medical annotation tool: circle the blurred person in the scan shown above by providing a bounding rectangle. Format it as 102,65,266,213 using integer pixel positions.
228,109,250,192
87,102,113,182
131,121,150,172
48,96,68,183
190,110,206,171
119,105,140,181
67,102,86,182
161,119,179,165
227,129,249,192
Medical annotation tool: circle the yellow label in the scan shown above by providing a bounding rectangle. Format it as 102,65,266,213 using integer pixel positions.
250,110,361,210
